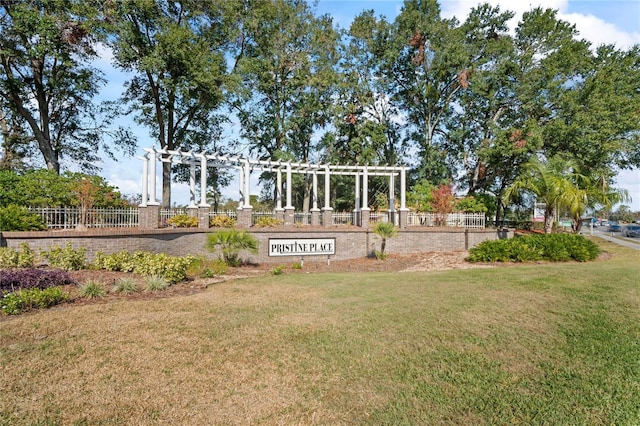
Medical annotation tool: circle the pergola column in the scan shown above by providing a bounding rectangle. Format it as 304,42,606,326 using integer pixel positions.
237,161,252,228
360,166,370,228
398,167,409,228
196,155,210,228
322,165,333,227
311,171,320,226
353,171,361,226
388,172,396,225
284,164,294,226
275,169,284,222
140,150,159,229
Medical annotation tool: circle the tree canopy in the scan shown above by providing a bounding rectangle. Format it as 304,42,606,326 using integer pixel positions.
1,0,638,217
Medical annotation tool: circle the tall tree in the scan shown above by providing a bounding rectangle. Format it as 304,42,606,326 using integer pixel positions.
109,0,234,208
232,0,339,211
0,0,134,174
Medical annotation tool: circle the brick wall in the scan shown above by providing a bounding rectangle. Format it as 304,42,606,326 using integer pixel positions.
1,227,513,264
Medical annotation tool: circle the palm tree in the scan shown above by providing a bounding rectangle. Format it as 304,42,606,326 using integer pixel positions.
206,229,259,266
504,156,588,233
373,221,398,259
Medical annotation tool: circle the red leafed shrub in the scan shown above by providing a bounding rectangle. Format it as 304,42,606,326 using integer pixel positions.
0,268,76,296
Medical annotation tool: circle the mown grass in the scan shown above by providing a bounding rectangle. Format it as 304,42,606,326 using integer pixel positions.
1,238,639,425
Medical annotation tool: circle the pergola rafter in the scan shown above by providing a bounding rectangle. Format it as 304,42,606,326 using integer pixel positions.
139,147,410,228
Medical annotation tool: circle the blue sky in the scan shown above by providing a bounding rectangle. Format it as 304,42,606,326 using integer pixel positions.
97,0,640,210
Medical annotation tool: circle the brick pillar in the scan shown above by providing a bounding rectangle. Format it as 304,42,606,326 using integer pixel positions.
322,207,333,227
398,208,409,229
275,208,285,223
237,207,252,228
139,205,160,229
284,207,295,226
360,208,370,228
310,208,321,226
198,206,210,229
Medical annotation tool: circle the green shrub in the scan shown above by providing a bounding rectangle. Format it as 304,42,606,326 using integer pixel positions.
209,215,236,228
166,214,198,228
1,243,36,269
187,256,228,278
112,278,139,294
254,216,283,228
2,287,69,315
291,262,302,270
271,266,284,275
145,275,169,291
0,247,18,269
206,229,258,266
468,234,601,263
93,250,195,283
78,281,106,299
0,205,46,231
41,242,86,270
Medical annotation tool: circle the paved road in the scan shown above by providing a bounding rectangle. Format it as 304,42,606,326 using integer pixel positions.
583,228,640,250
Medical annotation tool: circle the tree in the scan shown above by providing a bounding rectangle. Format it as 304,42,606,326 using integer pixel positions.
504,156,588,234
0,0,135,174
232,0,340,211
206,229,258,267
372,221,397,260
109,0,234,208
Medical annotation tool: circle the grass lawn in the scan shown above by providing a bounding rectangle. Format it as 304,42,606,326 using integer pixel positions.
1,238,639,425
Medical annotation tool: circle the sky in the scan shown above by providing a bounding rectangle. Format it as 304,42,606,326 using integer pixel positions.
97,0,640,211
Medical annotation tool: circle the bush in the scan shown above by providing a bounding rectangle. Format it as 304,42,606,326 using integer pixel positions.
467,234,601,263
206,229,258,266
1,287,69,315
254,217,283,228
209,215,236,228
187,256,228,278
78,281,106,299
166,214,198,228
0,243,36,269
145,275,169,291
41,243,86,270
0,205,46,231
0,268,75,296
112,278,139,294
93,250,195,283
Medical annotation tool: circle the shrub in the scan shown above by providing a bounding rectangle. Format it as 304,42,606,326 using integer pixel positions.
112,278,139,294
1,287,69,315
0,243,37,269
93,250,195,283
271,266,284,275
78,281,106,299
254,216,283,228
187,256,228,278
41,243,86,270
209,215,236,228
0,204,46,231
0,268,75,296
206,229,258,266
373,222,397,260
166,214,198,228
145,275,169,291
467,234,601,263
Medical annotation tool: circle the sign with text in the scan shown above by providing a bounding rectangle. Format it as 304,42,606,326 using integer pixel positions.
268,238,335,257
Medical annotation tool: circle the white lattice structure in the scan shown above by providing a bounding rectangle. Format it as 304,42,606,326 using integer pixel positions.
139,147,410,228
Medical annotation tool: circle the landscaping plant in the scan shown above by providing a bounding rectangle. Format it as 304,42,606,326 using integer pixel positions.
206,229,258,266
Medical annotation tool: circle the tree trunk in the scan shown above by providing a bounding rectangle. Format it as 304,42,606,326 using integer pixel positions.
162,160,172,208
544,206,556,234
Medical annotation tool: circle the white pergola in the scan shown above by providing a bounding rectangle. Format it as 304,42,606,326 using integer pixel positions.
139,147,409,227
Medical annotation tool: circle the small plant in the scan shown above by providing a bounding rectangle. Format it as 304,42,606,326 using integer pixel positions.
145,275,169,291
112,278,139,294
206,229,259,267
373,221,398,260
1,287,69,315
93,250,195,283
254,216,283,228
0,243,36,269
209,215,236,228
291,262,302,270
0,204,47,231
271,266,284,275
0,268,75,296
78,281,106,299
166,214,198,228
187,256,228,278
41,242,86,270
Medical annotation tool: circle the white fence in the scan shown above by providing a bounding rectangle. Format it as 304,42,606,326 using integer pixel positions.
28,207,139,229
27,207,485,229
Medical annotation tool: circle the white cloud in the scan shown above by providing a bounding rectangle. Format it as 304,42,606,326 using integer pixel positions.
562,12,640,49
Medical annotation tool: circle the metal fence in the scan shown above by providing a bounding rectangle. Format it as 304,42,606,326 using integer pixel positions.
27,207,485,230
407,212,485,228
28,207,139,229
